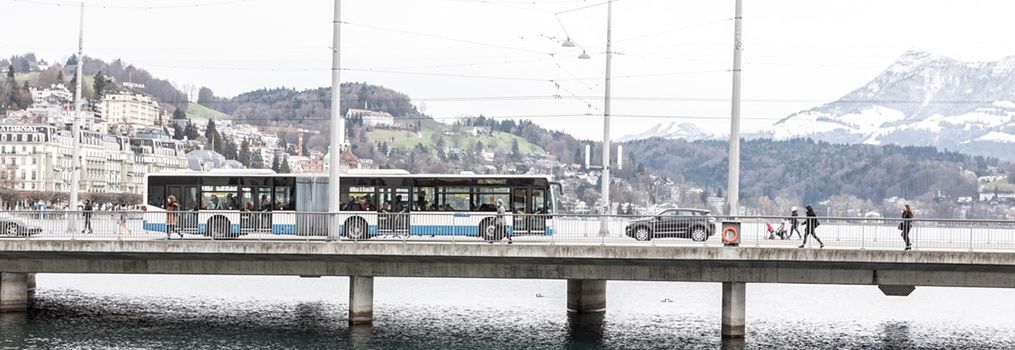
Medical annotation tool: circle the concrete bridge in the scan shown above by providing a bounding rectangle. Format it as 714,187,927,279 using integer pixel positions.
3,240,1015,338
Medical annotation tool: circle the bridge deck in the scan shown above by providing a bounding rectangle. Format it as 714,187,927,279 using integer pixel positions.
2,240,1015,288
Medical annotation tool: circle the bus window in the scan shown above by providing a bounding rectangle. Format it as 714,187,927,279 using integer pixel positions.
532,189,546,214
436,186,470,211
202,185,238,210
182,186,199,211
475,187,510,212
413,187,434,211
274,185,294,211
378,187,410,213
147,184,165,208
341,186,376,211
257,187,272,211
512,188,528,214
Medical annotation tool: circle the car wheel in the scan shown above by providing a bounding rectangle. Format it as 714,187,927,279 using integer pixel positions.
691,226,708,242
4,223,17,236
633,226,652,241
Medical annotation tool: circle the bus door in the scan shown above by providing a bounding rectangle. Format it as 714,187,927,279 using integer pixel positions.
512,188,529,234
256,186,272,232
179,185,199,233
530,188,547,234
239,186,257,233
167,185,199,233
377,186,410,236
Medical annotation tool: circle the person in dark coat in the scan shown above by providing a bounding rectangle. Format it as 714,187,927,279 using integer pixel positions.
789,206,802,239
798,205,824,249
900,204,914,251
81,199,94,234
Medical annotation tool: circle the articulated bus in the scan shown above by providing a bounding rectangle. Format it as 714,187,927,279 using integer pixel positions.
142,169,560,240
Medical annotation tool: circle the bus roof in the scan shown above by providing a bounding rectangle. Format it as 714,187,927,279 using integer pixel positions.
147,169,553,180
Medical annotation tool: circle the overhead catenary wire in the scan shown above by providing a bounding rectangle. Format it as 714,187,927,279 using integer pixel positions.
7,0,262,9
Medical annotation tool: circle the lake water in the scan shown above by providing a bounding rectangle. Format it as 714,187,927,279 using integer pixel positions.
2,274,1015,349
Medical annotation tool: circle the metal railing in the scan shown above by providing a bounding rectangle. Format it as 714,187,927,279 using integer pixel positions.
2,210,1015,252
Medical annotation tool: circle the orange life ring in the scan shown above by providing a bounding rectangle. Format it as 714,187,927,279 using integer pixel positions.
721,226,740,244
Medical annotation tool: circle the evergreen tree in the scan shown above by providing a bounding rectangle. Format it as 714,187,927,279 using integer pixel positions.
238,139,252,166
222,136,239,160
279,156,292,173
511,139,521,161
172,109,186,119
205,119,218,140
172,124,185,140
67,71,78,98
4,65,16,109
56,70,64,85
276,137,288,154
270,154,281,172
251,151,266,169
184,122,200,140
92,71,108,99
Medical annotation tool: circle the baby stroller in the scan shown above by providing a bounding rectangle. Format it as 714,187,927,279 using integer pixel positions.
766,220,789,240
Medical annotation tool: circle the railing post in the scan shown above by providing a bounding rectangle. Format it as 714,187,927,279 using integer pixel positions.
969,224,974,252
860,222,865,250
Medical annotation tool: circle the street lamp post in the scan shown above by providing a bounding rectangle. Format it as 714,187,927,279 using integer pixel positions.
727,0,743,217
67,0,84,232
598,0,614,236
327,0,345,241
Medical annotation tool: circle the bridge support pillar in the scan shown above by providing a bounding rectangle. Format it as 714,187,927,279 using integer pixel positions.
26,273,36,300
721,282,746,338
348,276,373,325
567,279,606,313
1,272,28,313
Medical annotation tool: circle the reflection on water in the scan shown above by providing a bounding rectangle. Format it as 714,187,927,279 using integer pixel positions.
2,275,1015,349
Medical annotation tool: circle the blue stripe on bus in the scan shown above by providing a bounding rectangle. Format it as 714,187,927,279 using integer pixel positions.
143,221,166,232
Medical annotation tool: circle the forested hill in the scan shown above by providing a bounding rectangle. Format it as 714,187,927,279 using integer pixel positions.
204,82,421,128
622,138,998,204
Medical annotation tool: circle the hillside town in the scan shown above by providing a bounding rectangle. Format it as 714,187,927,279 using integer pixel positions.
1,63,1013,218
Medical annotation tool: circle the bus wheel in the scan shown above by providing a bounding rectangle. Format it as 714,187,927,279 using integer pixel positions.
344,217,369,240
209,216,231,239
479,219,501,241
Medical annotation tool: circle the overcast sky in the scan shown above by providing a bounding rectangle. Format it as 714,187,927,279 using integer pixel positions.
3,0,1015,140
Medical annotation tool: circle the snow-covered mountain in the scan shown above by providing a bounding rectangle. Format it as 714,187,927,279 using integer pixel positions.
618,121,715,142
771,50,1015,160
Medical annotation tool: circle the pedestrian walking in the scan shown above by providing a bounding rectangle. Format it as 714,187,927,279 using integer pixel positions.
489,198,512,244
789,207,802,239
798,205,824,249
166,195,182,239
81,199,94,234
117,203,132,236
899,204,914,251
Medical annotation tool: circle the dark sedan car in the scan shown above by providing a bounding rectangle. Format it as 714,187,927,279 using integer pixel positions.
0,213,43,237
625,209,716,241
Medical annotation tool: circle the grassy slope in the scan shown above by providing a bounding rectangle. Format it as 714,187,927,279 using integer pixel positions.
186,102,230,122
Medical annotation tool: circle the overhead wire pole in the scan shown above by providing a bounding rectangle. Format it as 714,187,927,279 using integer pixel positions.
328,0,345,241
68,0,84,233
598,0,613,236
727,0,743,217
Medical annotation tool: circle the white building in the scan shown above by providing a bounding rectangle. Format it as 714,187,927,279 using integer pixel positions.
100,92,162,134
26,84,72,122
0,123,186,195
347,108,395,128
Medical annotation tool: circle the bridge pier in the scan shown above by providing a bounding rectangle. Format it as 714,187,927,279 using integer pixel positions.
26,273,36,300
721,282,746,338
348,276,373,325
1,272,28,313
567,279,606,313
